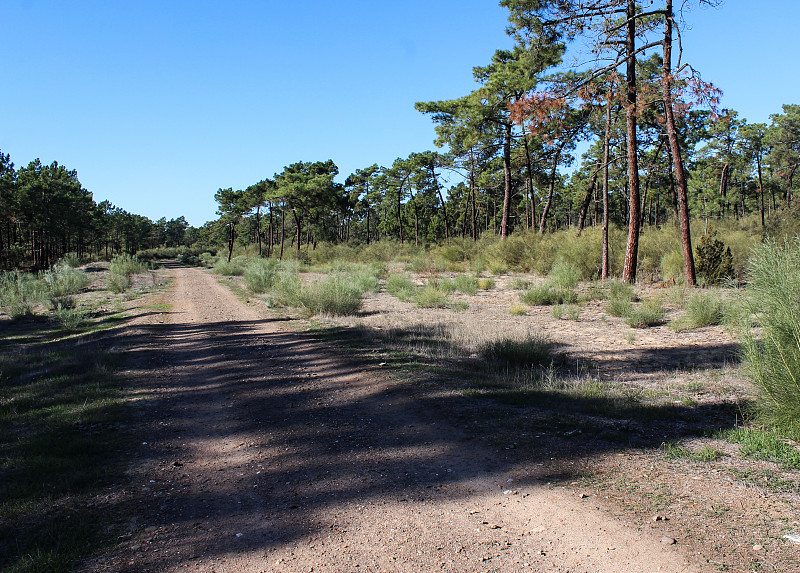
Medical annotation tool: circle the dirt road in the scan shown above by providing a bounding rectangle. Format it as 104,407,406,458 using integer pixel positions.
88,265,710,572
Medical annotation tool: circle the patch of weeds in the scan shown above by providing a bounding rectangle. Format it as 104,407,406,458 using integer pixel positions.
243,258,280,293
51,303,87,331
720,427,800,469
626,298,666,328
624,330,637,344
478,277,496,290
453,274,479,295
729,468,800,493
414,283,451,309
477,334,552,369
660,442,724,461
553,304,580,321
448,300,469,312
670,290,724,331
520,284,577,306
0,347,127,573
487,261,508,275
212,258,245,276
509,277,531,290
509,304,527,316
385,273,416,302
298,273,365,316
548,260,581,289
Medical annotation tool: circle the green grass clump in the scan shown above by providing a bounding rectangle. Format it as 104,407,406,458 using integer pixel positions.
212,258,245,276
0,270,47,316
243,258,280,293
478,334,552,369
509,277,531,290
520,284,578,306
52,303,87,331
106,254,149,292
721,427,800,469
626,298,666,328
478,277,496,290
42,264,89,297
298,273,364,316
414,283,450,308
604,280,637,317
553,304,580,321
547,260,581,289
509,304,527,316
453,274,479,295
736,238,800,432
385,273,416,302
660,442,724,462
670,291,724,331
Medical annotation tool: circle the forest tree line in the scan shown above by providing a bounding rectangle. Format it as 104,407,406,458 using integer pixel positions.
0,150,196,270
208,1,799,284
3,2,799,282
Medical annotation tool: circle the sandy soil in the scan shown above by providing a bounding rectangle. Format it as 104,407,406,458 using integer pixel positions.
83,264,716,572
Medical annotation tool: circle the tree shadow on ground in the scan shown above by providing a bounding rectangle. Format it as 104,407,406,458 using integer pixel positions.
61,311,749,571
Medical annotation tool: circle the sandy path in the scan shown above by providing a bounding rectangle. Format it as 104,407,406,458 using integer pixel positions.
89,265,711,572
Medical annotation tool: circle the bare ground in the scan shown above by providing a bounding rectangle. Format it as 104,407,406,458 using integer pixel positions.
77,263,800,572
75,263,730,573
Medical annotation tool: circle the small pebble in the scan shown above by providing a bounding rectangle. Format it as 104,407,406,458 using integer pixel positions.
661,536,676,545
752,544,764,551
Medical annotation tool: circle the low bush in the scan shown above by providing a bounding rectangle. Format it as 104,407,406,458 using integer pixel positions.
671,291,724,331
626,298,666,328
696,230,735,286
297,274,364,316
414,283,450,308
105,272,132,293
42,264,89,297
547,259,581,289
520,284,577,306
212,259,245,276
385,273,416,302
737,238,800,434
243,258,280,293
478,334,552,369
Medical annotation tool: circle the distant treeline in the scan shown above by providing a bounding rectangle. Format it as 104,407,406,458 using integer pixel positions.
0,150,195,270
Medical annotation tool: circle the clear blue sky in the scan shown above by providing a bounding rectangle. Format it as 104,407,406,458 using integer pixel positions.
1,1,797,227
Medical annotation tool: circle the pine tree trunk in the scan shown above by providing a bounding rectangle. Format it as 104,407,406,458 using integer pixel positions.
602,92,612,280
621,0,641,284
500,122,513,239
662,0,696,285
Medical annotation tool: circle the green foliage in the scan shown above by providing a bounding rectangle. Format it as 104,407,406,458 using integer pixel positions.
520,284,577,306
243,258,280,293
737,238,800,432
695,230,735,286
385,273,416,301
105,272,132,293
626,298,666,328
552,304,581,321
478,277,496,290
414,283,451,308
548,259,581,289
52,303,87,331
477,334,552,369
722,427,800,468
297,274,364,316
42,264,89,298
108,253,148,277
604,281,636,317
212,258,245,276
660,249,685,281
670,291,724,331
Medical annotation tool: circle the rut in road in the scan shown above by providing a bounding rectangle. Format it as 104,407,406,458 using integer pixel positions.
89,264,707,572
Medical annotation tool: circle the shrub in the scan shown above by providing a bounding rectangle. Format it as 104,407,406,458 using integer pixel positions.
478,277,496,290
42,264,89,297
547,259,581,289
605,297,633,317
52,303,86,331
671,291,724,331
453,274,479,295
106,272,132,293
212,259,245,276
298,274,364,316
385,273,416,302
509,304,527,316
414,283,450,308
660,249,685,281
696,230,734,286
626,298,666,328
478,334,552,369
520,284,577,306
737,238,800,433
243,258,280,293
109,254,149,277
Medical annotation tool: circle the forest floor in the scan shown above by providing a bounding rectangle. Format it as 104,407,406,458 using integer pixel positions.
56,262,800,572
